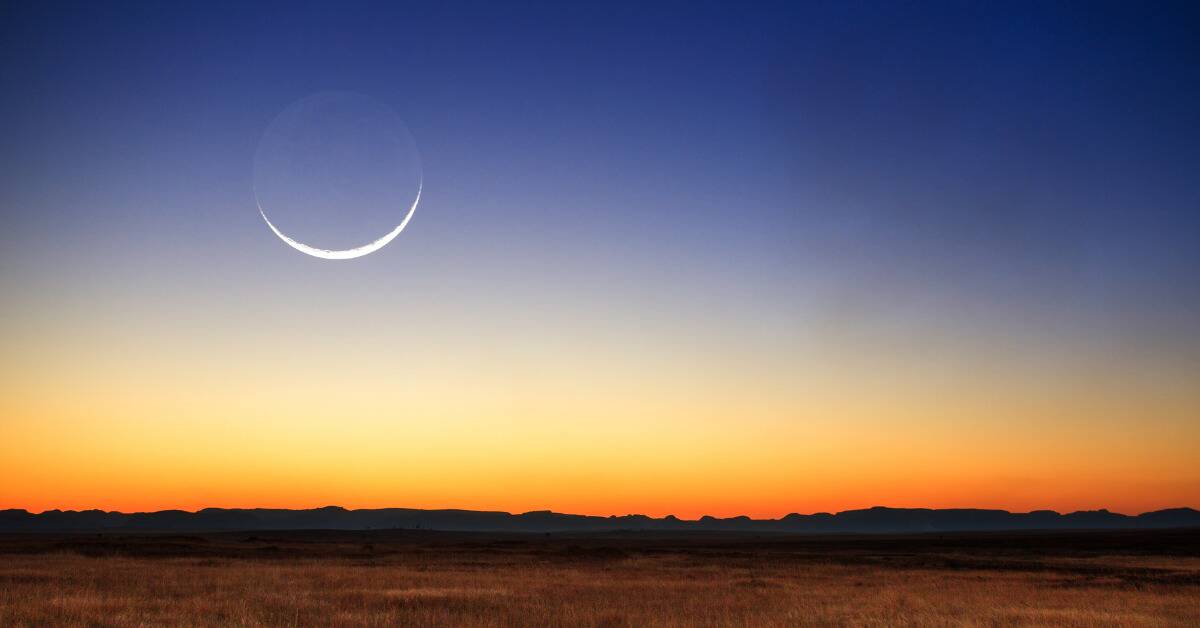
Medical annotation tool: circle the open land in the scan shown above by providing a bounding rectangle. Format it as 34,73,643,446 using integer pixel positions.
1,528,1198,626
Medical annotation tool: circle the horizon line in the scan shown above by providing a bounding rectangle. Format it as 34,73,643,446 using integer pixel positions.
7,504,1198,519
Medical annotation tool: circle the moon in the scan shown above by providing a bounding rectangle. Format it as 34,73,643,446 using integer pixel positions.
253,92,423,261
257,180,421,260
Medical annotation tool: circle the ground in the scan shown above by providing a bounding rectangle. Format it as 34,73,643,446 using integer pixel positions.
1,529,1198,626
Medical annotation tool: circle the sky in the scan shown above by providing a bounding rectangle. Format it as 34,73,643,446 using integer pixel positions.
1,1,1198,518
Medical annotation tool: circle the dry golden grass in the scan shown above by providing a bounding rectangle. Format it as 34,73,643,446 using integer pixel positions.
1,532,1198,627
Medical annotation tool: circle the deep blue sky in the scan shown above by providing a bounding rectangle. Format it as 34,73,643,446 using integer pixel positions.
3,0,1200,380
4,1,1198,297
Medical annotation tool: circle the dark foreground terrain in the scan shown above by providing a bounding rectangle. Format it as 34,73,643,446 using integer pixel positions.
2,528,1198,626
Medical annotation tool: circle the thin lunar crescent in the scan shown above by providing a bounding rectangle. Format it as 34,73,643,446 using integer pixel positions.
257,181,421,260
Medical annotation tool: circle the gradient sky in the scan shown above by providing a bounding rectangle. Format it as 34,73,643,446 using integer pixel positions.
2,1,1198,518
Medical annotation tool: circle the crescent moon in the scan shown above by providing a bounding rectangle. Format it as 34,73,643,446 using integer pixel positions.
257,181,422,260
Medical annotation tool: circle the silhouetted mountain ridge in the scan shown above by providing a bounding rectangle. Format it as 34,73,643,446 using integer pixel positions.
1,506,1197,533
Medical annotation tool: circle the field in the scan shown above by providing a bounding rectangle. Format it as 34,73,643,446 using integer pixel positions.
1,529,1198,626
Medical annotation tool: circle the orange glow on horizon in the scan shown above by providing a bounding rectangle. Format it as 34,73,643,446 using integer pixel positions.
3,266,1197,520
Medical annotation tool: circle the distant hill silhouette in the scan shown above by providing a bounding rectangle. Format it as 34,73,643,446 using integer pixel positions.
1,506,1197,534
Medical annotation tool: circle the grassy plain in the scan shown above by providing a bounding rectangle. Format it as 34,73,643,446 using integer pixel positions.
1,529,1198,626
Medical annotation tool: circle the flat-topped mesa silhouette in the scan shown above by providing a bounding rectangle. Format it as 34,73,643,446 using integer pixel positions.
1,506,1197,533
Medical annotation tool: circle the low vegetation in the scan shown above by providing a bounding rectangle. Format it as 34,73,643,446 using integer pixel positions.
1,530,1197,626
